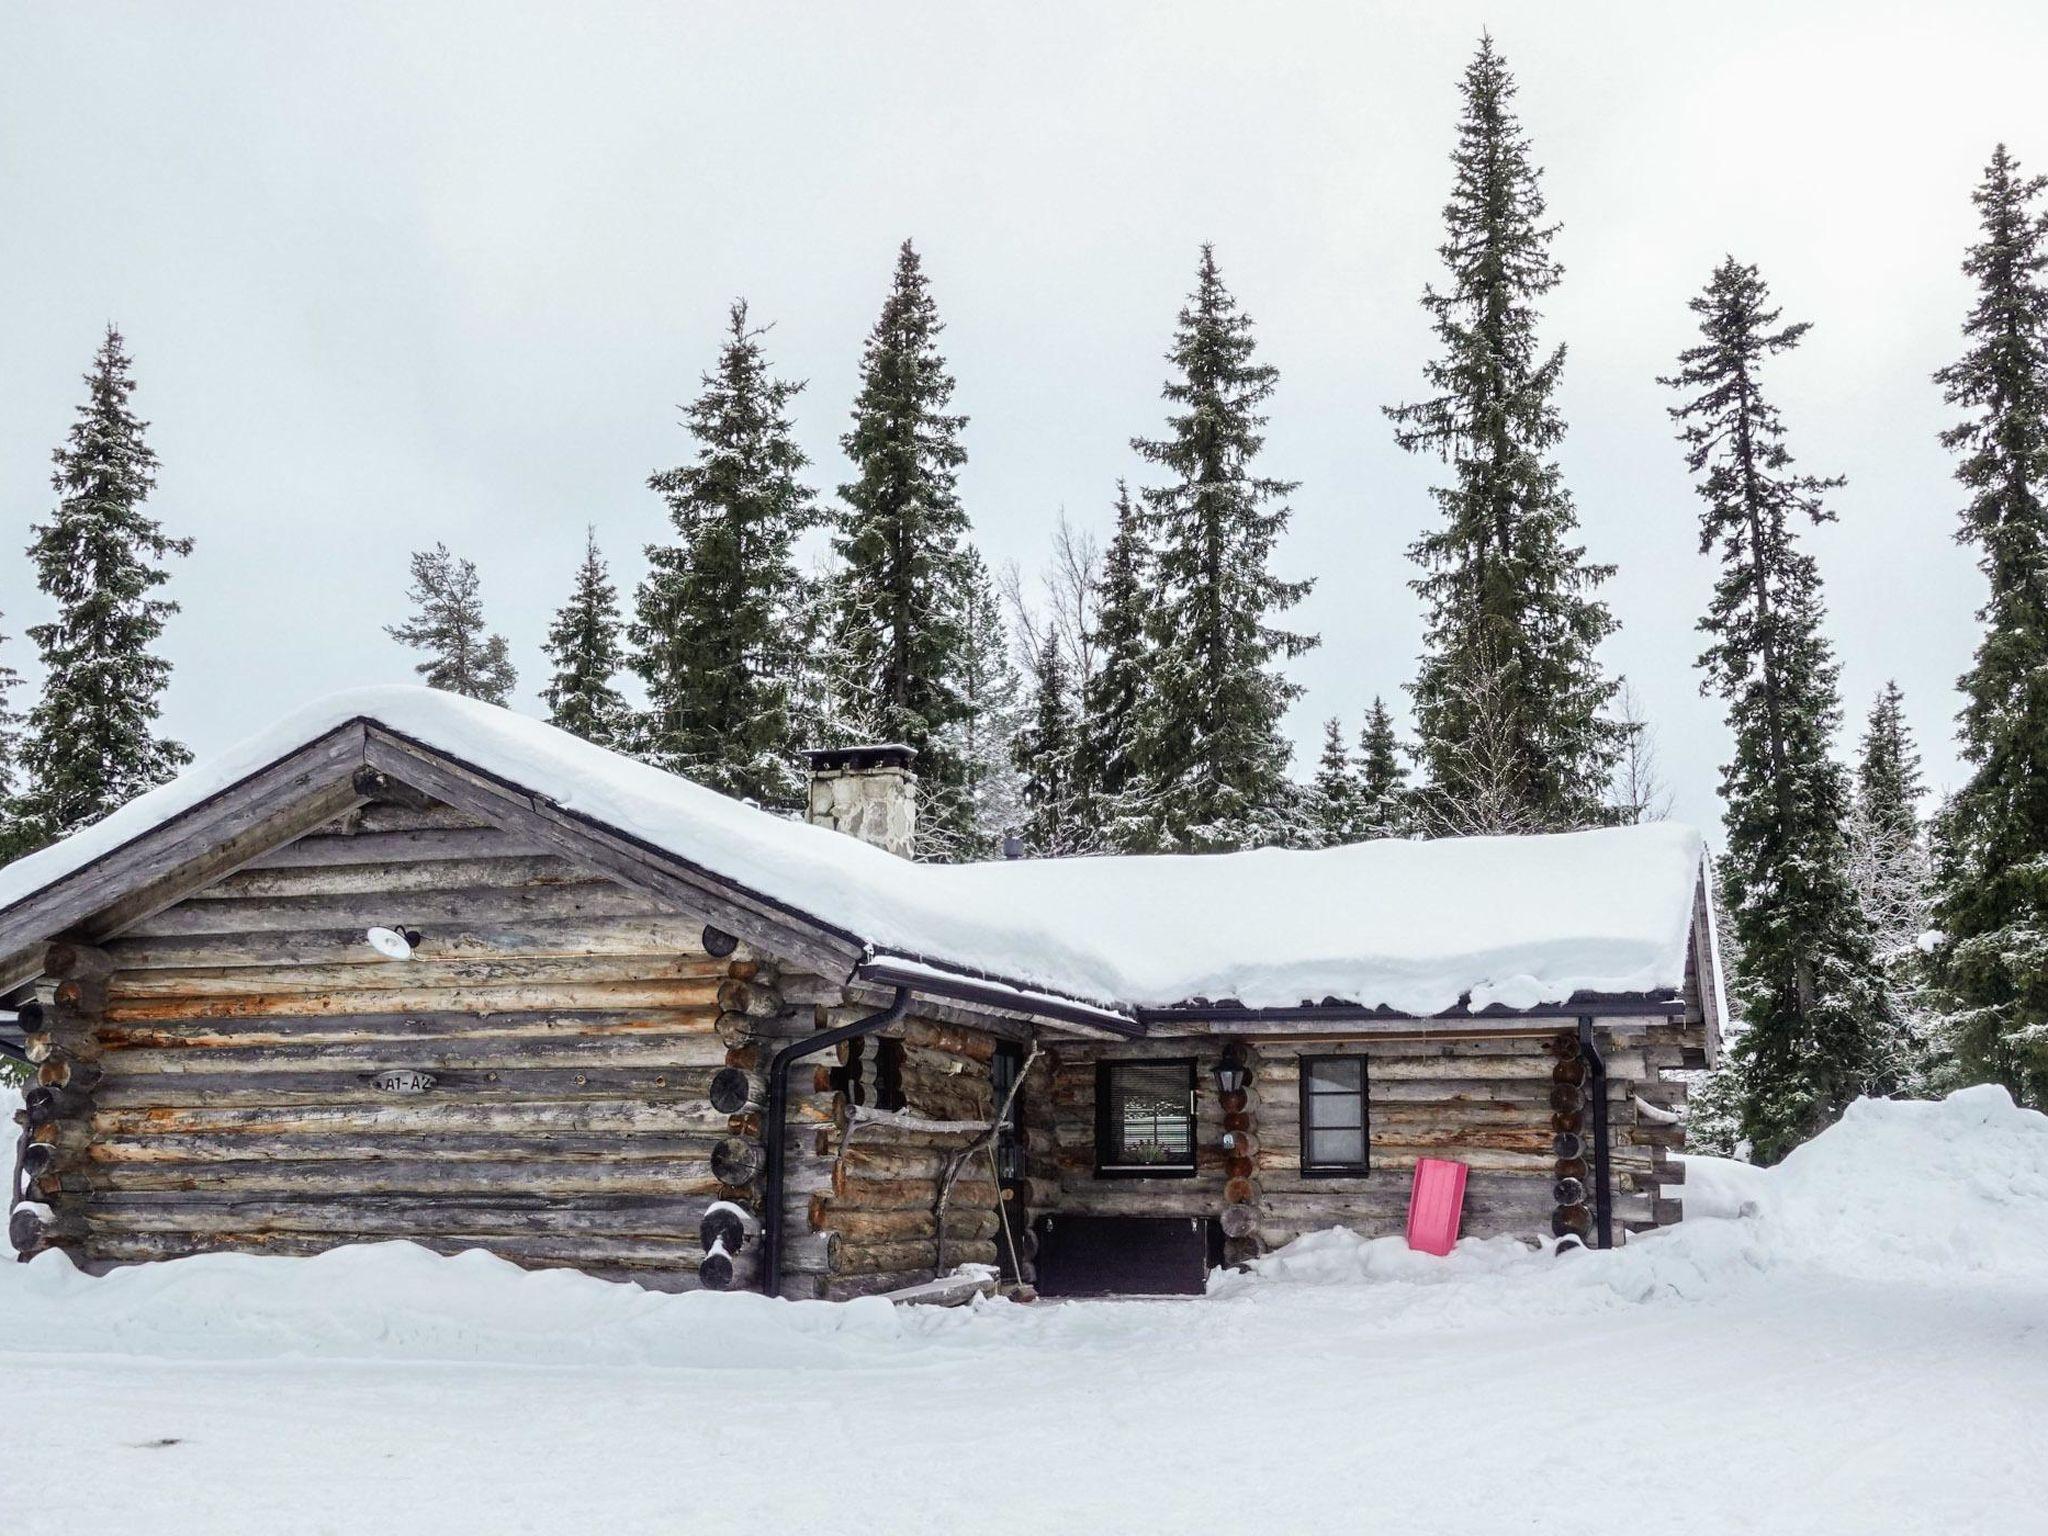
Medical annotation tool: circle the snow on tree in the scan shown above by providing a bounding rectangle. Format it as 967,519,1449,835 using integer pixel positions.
1662,256,1894,1163
1927,147,2048,1107
1072,480,1155,851
927,550,1023,860
830,240,979,843
1386,35,1620,835
1356,695,1411,839
1310,717,1363,846
1608,678,1674,824
1015,628,1083,856
386,542,517,705
1002,510,1102,693
632,300,821,809
0,614,29,862
541,527,630,749
1127,244,1316,853
1847,681,1935,1087
19,326,193,843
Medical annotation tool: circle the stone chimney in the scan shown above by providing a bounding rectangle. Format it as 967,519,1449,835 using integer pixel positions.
804,744,917,858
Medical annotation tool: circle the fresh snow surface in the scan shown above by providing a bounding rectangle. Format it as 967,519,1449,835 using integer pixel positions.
0,685,1705,1013
5,1085,2045,1533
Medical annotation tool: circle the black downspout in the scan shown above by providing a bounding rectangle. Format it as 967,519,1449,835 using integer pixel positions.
1578,1016,1613,1250
759,985,912,1297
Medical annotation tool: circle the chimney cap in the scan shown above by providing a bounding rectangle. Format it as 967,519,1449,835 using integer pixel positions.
804,743,917,774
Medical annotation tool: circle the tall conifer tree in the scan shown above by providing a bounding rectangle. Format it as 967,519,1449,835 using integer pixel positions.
542,527,630,748
1849,681,1934,1086
1016,629,1080,856
20,327,192,841
635,300,820,807
1357,696,1411,838
1073,481,1153,848
831,241,978,842
937,551,1024,858
1310,718,1363,846
1387,36,1618,833
1128,245,1315,852
1929,147,2048,1104
387,543,517,704
1663,258,1892,1162
0,616,27,862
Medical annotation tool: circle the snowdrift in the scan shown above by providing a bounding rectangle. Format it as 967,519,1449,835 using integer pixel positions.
5,1086,2045,1366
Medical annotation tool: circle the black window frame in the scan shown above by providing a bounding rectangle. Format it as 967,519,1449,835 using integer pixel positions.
1298,1054,1371,1177
1093,1058,1198,1179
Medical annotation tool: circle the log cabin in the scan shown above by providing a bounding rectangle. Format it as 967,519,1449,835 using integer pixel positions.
1,687,1721,1299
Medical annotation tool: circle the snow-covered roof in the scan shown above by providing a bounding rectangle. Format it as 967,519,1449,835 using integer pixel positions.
0,687,1708,1018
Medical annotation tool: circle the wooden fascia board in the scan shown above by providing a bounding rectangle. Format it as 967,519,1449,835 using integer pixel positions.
361,725,866,983
0,722,373,996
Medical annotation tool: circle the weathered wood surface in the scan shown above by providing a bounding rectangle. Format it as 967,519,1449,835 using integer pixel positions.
1030,1018,1693,1253
26,785,846,1290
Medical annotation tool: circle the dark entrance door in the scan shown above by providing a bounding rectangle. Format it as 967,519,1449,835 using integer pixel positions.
1031,1214,1222,1296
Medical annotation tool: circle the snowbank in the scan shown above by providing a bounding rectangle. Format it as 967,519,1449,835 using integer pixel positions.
1220,1085,2048,1312
0,685,1706,1013
5,1088,2043,1367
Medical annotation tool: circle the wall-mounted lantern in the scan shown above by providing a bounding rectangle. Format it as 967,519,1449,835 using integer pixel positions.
1213,1042,1252,1096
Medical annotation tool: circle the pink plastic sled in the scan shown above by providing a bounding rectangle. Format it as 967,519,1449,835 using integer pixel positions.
1405,1157,1469,1256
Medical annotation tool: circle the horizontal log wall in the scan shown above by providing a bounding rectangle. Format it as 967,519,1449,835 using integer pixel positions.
779,1009,1008,1301
1030,1018,1692,1264
16,800,843,1292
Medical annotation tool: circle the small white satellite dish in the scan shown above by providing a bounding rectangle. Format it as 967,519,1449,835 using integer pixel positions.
366,926,415,961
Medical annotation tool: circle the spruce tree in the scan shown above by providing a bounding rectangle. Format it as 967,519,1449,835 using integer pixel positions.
1015,629,1080,856
1310,718,1363,847
831,240,978,841
1128,245,1316,852
1072,480,1153,849
1357,696,1411,838
1929,147,2048,1105
19,327,193,841
634,300,820,807
1387,36,1619,833
542,527,630,748
0,616,28,862
934,550,1024,859
1663,258,1892,1162
1848,681,1934,1087
386,542,517,704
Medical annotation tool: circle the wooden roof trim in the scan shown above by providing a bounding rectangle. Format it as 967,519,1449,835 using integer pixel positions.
0,722,373,996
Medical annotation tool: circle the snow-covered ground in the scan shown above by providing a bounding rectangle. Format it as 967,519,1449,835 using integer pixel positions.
6,1085,2046,1534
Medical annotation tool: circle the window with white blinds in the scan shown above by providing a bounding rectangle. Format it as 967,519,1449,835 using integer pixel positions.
1095,1060,1197,1177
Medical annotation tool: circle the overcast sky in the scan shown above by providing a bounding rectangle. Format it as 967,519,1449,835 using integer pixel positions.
4,0,2046,838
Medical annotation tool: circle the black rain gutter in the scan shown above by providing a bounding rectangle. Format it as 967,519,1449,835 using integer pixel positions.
1579,1015,1614,1249
855,957,1145,1038
760,985,912,1296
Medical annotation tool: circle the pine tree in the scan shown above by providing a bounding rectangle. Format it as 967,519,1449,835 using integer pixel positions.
1848,681,1934,1087
831,240,978,841
1072,480,1153,849
386,542,517,704
1015,629,1080,856
1387,36,1619,834
1662,258,1892,1163
542,527,630,748
1357,696,1411,839
19,327,193,842
634,300,821,807
1310,718,1362,847
1929,147,2048,1105
1128,245,1316,852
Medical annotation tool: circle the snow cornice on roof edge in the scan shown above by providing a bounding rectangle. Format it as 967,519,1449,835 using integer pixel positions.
0,687,1712,1024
